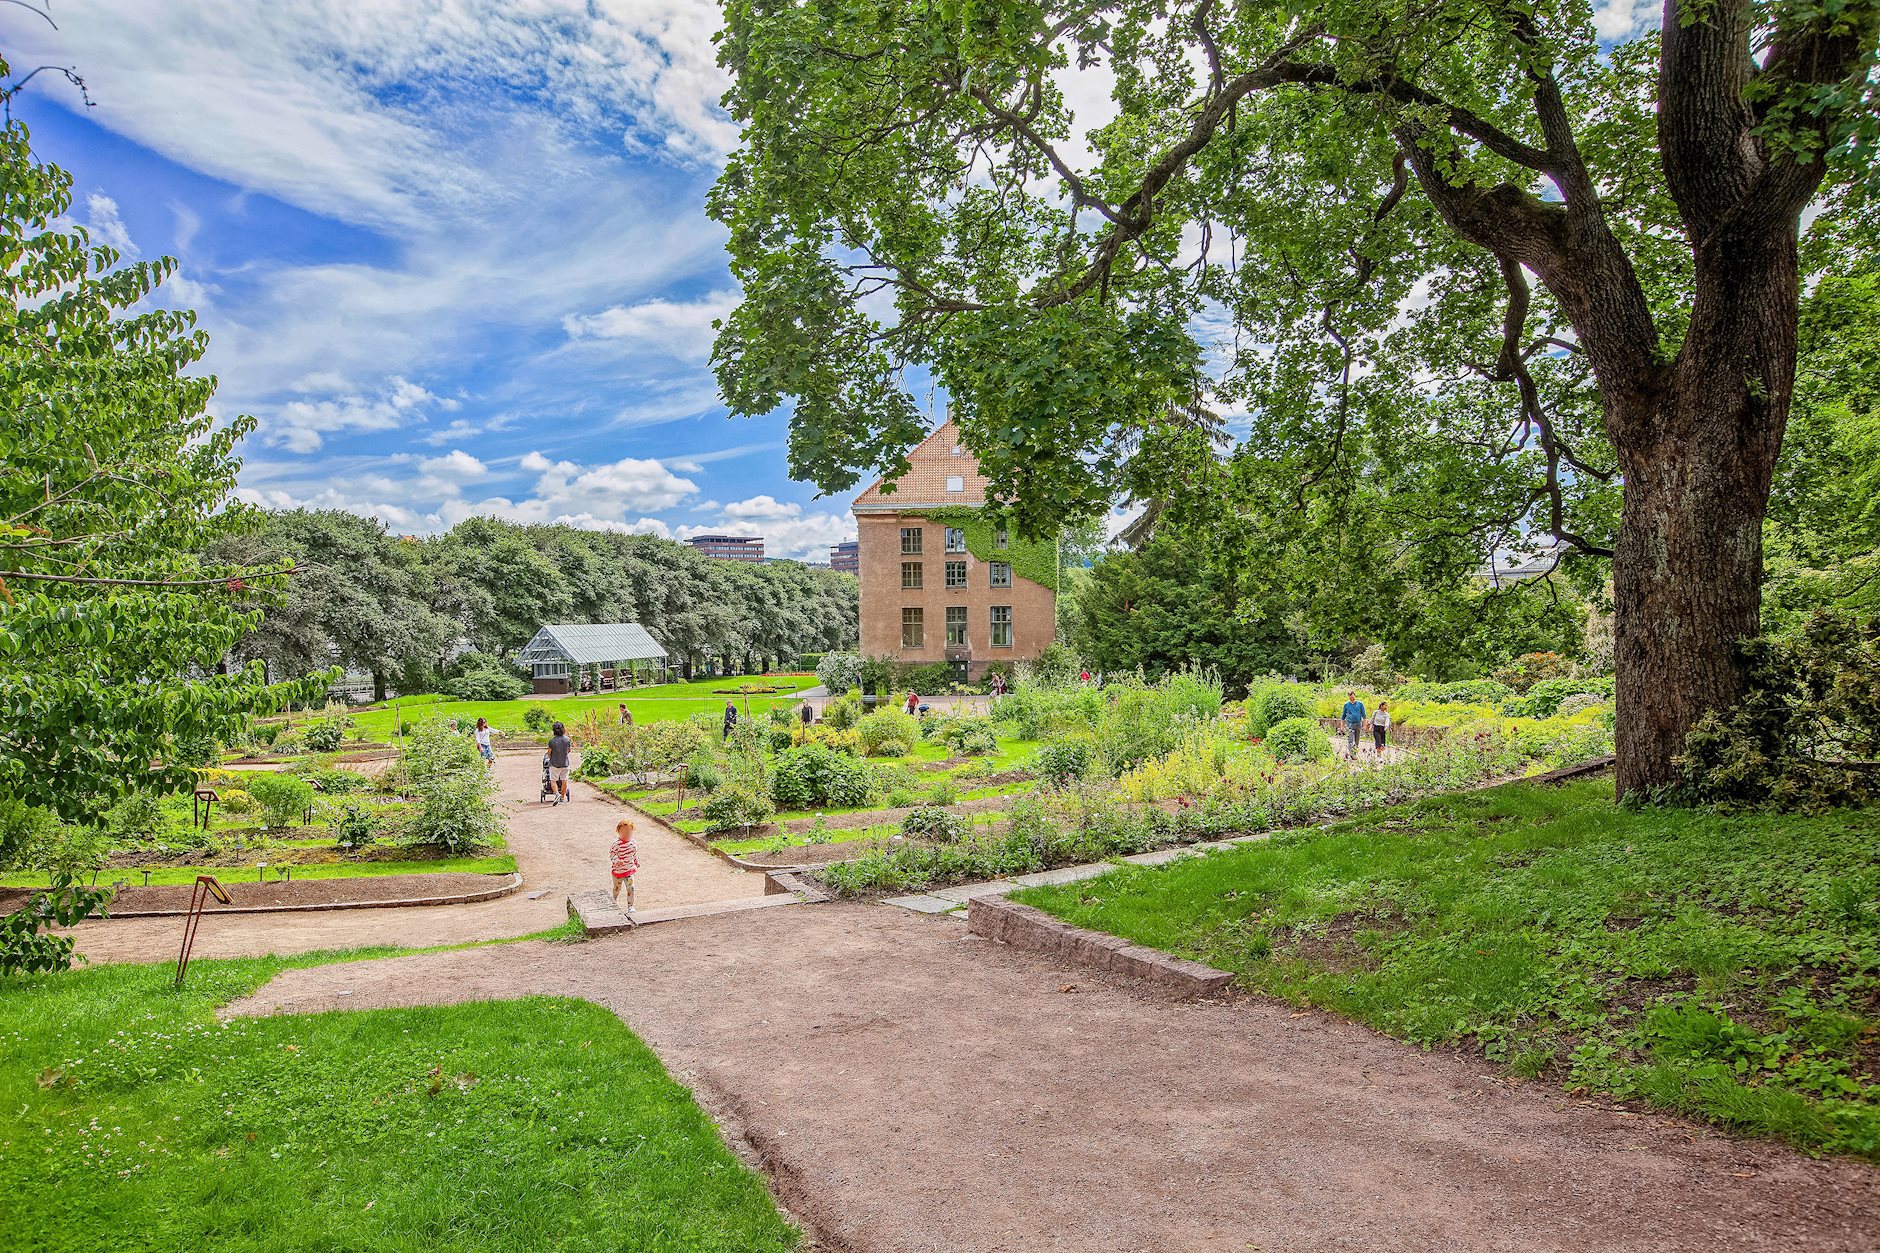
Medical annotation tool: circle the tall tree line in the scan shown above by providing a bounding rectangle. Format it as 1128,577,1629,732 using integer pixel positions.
210,512,859,695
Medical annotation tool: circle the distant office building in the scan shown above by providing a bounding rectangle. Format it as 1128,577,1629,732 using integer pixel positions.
830,540,859,574
688,534,765,562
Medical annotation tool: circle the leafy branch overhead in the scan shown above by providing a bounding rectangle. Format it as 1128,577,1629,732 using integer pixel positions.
711,0,1880,795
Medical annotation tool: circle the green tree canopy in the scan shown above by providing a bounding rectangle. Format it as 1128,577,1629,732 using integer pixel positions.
710,0,1880,794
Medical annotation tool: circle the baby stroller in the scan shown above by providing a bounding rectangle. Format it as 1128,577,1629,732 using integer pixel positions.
539,752,557,804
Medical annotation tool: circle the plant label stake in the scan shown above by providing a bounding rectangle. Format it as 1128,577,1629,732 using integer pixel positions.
174,875,231,987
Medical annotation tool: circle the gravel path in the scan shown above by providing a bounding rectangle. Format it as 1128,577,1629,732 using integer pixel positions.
227,902,1880,1253
67,751,765,963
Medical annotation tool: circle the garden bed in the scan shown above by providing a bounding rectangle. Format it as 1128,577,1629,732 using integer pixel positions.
56,870,520,916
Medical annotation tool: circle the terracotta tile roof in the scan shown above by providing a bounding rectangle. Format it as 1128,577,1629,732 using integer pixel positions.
851,421,991,511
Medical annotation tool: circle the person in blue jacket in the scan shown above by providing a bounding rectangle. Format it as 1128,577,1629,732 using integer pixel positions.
1340,690,1367,757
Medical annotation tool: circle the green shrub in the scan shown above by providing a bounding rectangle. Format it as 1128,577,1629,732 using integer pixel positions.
682,754,722,793
1095,686,1185,773
332,801,378,848
1265,716,1332,763
1492,651,1573,693
255,722,282,746
1510,676,1616,718
1024,642,1083,687
523,705,552,733
172,730,220,767
410,770,504,853
798,652,825,671
859,655,897,696
931,715,999,756
288,765,370,795
303,720,344,753
857,709,920,757
901,806,968,841
247,773,314,828
445,653,529,702
574,746,616,780
821,692,863,730
1674,611,1880,810
217,788,255,815
895,660,953,693
1395,679,1512,704
771,744,877,810
1034,740,1092,788
700,785,774,831
1249,684,1314,737
105,792,169,844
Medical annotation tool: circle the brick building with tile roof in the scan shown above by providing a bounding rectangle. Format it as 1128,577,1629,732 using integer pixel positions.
851,422,1056,682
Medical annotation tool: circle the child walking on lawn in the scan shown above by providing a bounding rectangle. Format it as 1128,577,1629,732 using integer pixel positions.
610,819,639,912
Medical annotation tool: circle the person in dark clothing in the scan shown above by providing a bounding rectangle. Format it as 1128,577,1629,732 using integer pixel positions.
546,721,573,804
799,701,814,727
723,700,738,741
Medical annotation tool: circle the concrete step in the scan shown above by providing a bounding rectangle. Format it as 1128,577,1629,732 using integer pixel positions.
567,890,634,936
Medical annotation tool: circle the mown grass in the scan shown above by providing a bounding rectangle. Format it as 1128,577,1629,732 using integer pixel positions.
0,955,797,1250
0,854,518,890
1015,780,1880,1160
341,676,814,742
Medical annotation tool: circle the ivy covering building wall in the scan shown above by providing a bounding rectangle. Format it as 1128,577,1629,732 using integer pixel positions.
908,506,1059,590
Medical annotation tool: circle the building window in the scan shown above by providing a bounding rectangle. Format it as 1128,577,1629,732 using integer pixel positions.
989,561,1012,588
944,527,966,553
945,475,964,493
950,444,963,457
900,526,923,554
902,607,924,649
901,561,923,590
990,606,1013,648
946,606,967,646
995,527,1009,549
945,560,967,588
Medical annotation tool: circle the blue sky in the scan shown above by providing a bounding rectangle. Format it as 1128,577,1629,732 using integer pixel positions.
4,0,862,560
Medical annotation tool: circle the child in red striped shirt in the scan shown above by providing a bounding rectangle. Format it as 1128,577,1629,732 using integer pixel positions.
610,819,639,912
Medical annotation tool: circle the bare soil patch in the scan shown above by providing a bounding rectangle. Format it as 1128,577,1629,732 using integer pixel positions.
226,904,1880,1253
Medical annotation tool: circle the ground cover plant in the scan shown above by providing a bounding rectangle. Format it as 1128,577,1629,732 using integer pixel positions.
1016,780,1880,1161
0,955,798,1250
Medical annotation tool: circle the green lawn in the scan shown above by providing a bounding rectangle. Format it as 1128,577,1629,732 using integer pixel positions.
0,955,797,1250
1015,780,1880,1160
338,676,815,743
0,853,518,890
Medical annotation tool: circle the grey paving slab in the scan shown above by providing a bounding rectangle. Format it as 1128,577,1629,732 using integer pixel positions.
882,893,962,914
1122,847,1193,866
929,880,1016,903
1007,862,1118,888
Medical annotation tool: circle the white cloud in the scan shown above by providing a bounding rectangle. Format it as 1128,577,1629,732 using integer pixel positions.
1594,0,1658,40
562,289,738,361
263,376,453,453
418,449,488,482
85,194,139,258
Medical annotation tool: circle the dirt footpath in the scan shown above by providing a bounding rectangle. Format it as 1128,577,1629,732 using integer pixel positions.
68,751,764,964
227,903,1880,1253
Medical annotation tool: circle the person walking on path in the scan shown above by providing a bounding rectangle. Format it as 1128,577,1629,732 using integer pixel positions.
989,671,1006,705
1340,690,1367,757
547,721,573,804
799,701,814,727
1372,701,1391,754
617,703,634,727
609,818,639,913
722,700,738,741
473,717,494,768
904,690,920,718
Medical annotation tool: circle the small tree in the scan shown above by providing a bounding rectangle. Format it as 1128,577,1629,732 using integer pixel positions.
0,84,319,971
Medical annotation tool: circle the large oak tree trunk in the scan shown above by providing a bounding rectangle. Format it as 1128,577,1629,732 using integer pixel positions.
1608,228,1796,797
